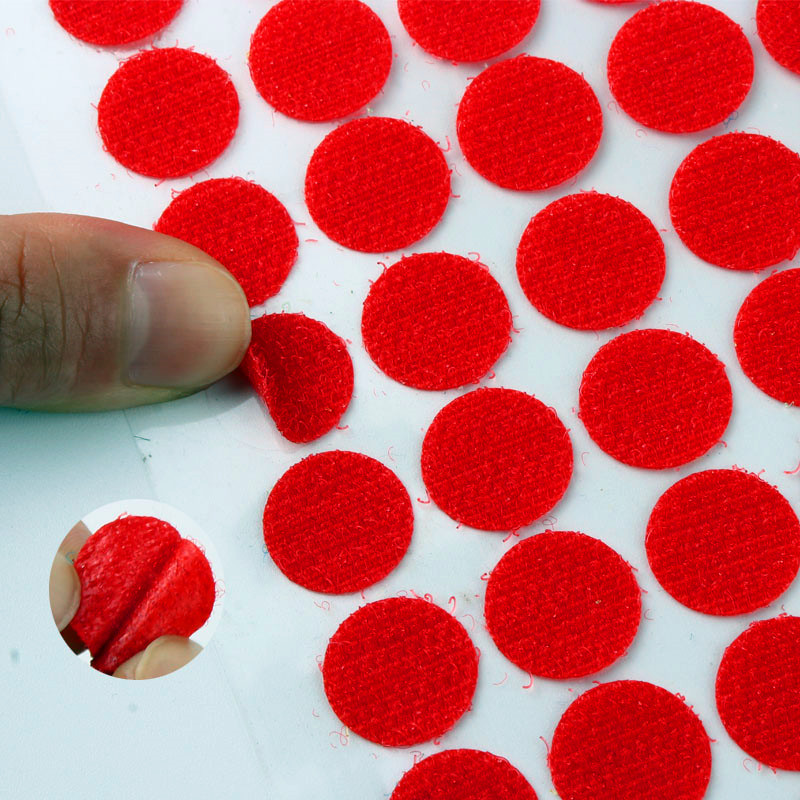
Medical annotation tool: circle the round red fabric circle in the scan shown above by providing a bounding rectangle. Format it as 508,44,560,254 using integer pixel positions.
607,1,753,133
249,0,392,122
421,388,573,531
580,329,732,469
397,0,540,63
362,253,512,390
757,0,800,76
669,132,800,271
305,117,450,252
734,268,800,406
716,616,800,771
263,451,413,594
50,0,182,46
550,680,712,800
98,48,239,179
486,531,640,679
647,469,800,616
516,192,665,330
390,749,538,800
323,597,479,746
457,56,602,191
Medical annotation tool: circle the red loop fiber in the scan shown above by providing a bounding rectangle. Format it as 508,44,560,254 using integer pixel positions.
516,192,665,329
669,133,800,271
305,117,450,252
155,178,298,307
716,616,800,771
249,0,392,122
421,388,573,531
607,1,753,133
98,48,239,179
397,0,540,63
550,680,712,800
362,252,512,390
757,0,800,76
241,314,353,444
580,329,732,469
486,531,641,679
263,451,413,594
323,597,479,746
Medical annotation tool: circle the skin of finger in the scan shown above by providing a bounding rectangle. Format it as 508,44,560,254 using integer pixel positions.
49,520,91,633
112,636,203,680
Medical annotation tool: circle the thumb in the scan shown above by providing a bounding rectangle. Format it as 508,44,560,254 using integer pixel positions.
0,213,251,411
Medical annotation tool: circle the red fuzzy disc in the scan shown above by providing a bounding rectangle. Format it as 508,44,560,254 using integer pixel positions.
457,56,602,191
155,178,298,306
607,1,753,133
249,0,392,122
241,314,353,444
323,597,479,746
421,388,573,531
397,0,540,62
263,451,413,594
50,0,182,46
305,117,450,252
390,749,538,800
716,616,800,771
516,192,665,330
734,268,800,406
580,329,732,469
757,0,800,76
550,680,712,800
669,132,800,271
486,531,641,679
362,252,512,390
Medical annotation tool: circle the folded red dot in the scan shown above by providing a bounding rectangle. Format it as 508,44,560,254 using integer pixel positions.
550,680,712,800
457,56,602,191
241,314,353,444
757,0,800,76
716,616,800,771
516,192,665,330
669,132,800,271
249,0,391,122
422,388,573,531
323,597,479,746
305,117,450,252
98,48,239,179
155,178,298,307
580,329,732,469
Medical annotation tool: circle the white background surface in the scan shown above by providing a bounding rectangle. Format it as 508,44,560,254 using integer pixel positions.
1,1,799,798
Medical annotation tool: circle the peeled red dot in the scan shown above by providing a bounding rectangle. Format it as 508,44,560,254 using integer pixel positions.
305,117,450,252
516,192,665,330
580,329,732,469
669,132,800,271
323,597,479,746
757,0,800,76
98,48,239,179
457,56,602,191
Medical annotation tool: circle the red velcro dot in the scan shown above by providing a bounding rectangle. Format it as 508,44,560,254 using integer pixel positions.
155,177,298,306
97,48,239,179
422,388,573,531
397,0,540,63
580,329,732,469
263,451,413,594
607,1,753,133
305,117,450,252
669,132,800,271
647,469,800,616
486,531,641,679
323,597,479,746
241,314,353,444
390,749,538,800
362,252,512,390
716,615,800,771
757,0,800,76
550,680,712,800
249,0,391,122
516,192,665,330
457,55,602,191
50,0,182,46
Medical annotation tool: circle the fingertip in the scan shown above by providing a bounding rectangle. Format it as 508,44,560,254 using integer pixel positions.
113,636,203,680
